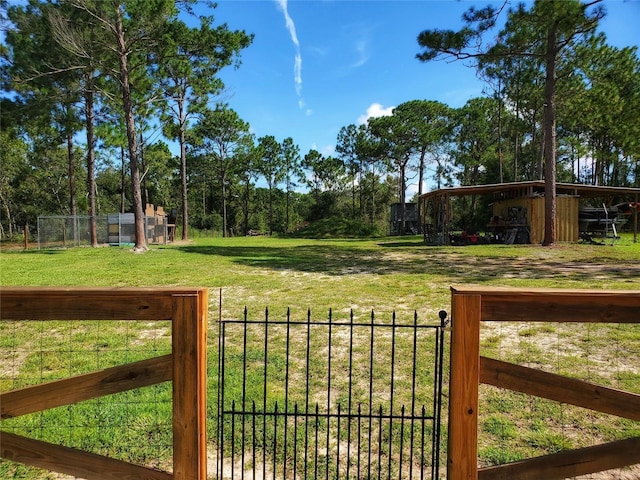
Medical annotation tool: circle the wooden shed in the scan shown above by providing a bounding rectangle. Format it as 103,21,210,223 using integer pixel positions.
419,181,640,245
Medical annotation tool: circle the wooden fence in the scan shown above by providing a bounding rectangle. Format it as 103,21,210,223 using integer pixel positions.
448,286,640,480
0,287,208,480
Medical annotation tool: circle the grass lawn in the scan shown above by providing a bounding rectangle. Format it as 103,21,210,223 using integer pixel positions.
2,234,640,317
1,235,639,478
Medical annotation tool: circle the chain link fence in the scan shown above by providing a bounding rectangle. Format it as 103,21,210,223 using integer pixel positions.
37,214,168,249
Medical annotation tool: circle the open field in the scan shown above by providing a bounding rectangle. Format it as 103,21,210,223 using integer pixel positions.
2,234,640,317
1,235,639,478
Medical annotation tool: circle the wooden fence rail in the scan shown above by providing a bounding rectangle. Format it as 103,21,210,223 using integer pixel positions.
448,287,640,480
0,287,208,480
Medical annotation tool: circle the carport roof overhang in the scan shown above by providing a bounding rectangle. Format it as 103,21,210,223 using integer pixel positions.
418,181,640,201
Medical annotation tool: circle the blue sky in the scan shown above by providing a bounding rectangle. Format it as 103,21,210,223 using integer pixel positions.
203,0,640,160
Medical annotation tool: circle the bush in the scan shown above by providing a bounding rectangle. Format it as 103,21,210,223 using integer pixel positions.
287,217,384,238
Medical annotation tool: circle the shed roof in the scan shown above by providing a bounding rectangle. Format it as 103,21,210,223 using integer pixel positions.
419,181,640,201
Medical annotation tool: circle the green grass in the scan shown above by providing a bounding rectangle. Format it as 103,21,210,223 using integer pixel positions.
3,234,639,316
1,234,639,477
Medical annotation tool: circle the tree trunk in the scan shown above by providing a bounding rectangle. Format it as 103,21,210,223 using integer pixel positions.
120,146,126,213
66,129,76,217
286,184,290,233
359,164,364,221
140,132,148,207
0,190,13,239
85,81,98,247
351,173,356,220
514,94,520,181
222,165,228,238
114,1,146,251
66,126,78,245
179,100,189,240
371,162,376,226
542,24,558,246
418,146,426,233
399,161,407,235
243,176,250,234
497,80,504,183
268,181,273,236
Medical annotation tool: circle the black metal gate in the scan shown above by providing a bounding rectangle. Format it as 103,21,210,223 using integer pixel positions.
214,308,448,479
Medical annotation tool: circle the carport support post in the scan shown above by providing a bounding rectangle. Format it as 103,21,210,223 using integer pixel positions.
448,288,481,480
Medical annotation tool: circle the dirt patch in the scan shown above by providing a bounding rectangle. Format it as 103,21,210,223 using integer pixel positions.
0,349,29,378
574,465,640,479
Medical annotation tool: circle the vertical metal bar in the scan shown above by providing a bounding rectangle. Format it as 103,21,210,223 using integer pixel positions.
347,310,354,480
421,405,426,480
284,308,291,480
357,403,362,480
252,400,257,479
388,311,397,479
399,404,406,480
304,309,311,480
314,403,319,480
434,310,448,479
273,402,278,480
432,318,441,479
242,308,248,480
220,320,227,480
377,405,383,480
368,309,375,480
409,310,418,480
336,403,341,479
293,403,299,480
231,400,236,480
263,308,269,480
325,308,332,480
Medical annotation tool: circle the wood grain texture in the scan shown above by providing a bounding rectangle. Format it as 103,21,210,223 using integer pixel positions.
0,431,174,480
0,287,205,321
1,355,173,419
448,287,640,480
450,286,640,323
172,292,208,480
480,356,640,421
478,437,640,480
1,287,209,479
448,293,481,480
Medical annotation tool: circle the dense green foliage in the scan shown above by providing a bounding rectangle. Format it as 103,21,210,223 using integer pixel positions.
1,0,639,243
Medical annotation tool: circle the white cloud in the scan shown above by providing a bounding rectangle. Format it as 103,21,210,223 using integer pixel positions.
294,53,302,96
276,0,306,109
351,39,370,69
357,102,394,125
309,143,335,156
321,144,335,156
298,98,312,116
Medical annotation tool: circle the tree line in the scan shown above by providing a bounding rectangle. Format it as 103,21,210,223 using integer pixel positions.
2,0,639,247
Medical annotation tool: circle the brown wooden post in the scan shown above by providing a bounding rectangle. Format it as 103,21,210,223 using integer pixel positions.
172,290,208,480
24,224,29,250
448,287,481,480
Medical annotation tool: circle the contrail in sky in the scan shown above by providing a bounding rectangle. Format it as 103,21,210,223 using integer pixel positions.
276,0,305,110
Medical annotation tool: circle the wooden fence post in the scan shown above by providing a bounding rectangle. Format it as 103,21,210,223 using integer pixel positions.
172,290,208,480
448,287,481,480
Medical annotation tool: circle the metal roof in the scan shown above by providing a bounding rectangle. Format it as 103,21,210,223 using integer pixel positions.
418,181,640,200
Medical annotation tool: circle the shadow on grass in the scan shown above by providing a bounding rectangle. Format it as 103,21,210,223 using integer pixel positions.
175,243,640,283
1,248,66,255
